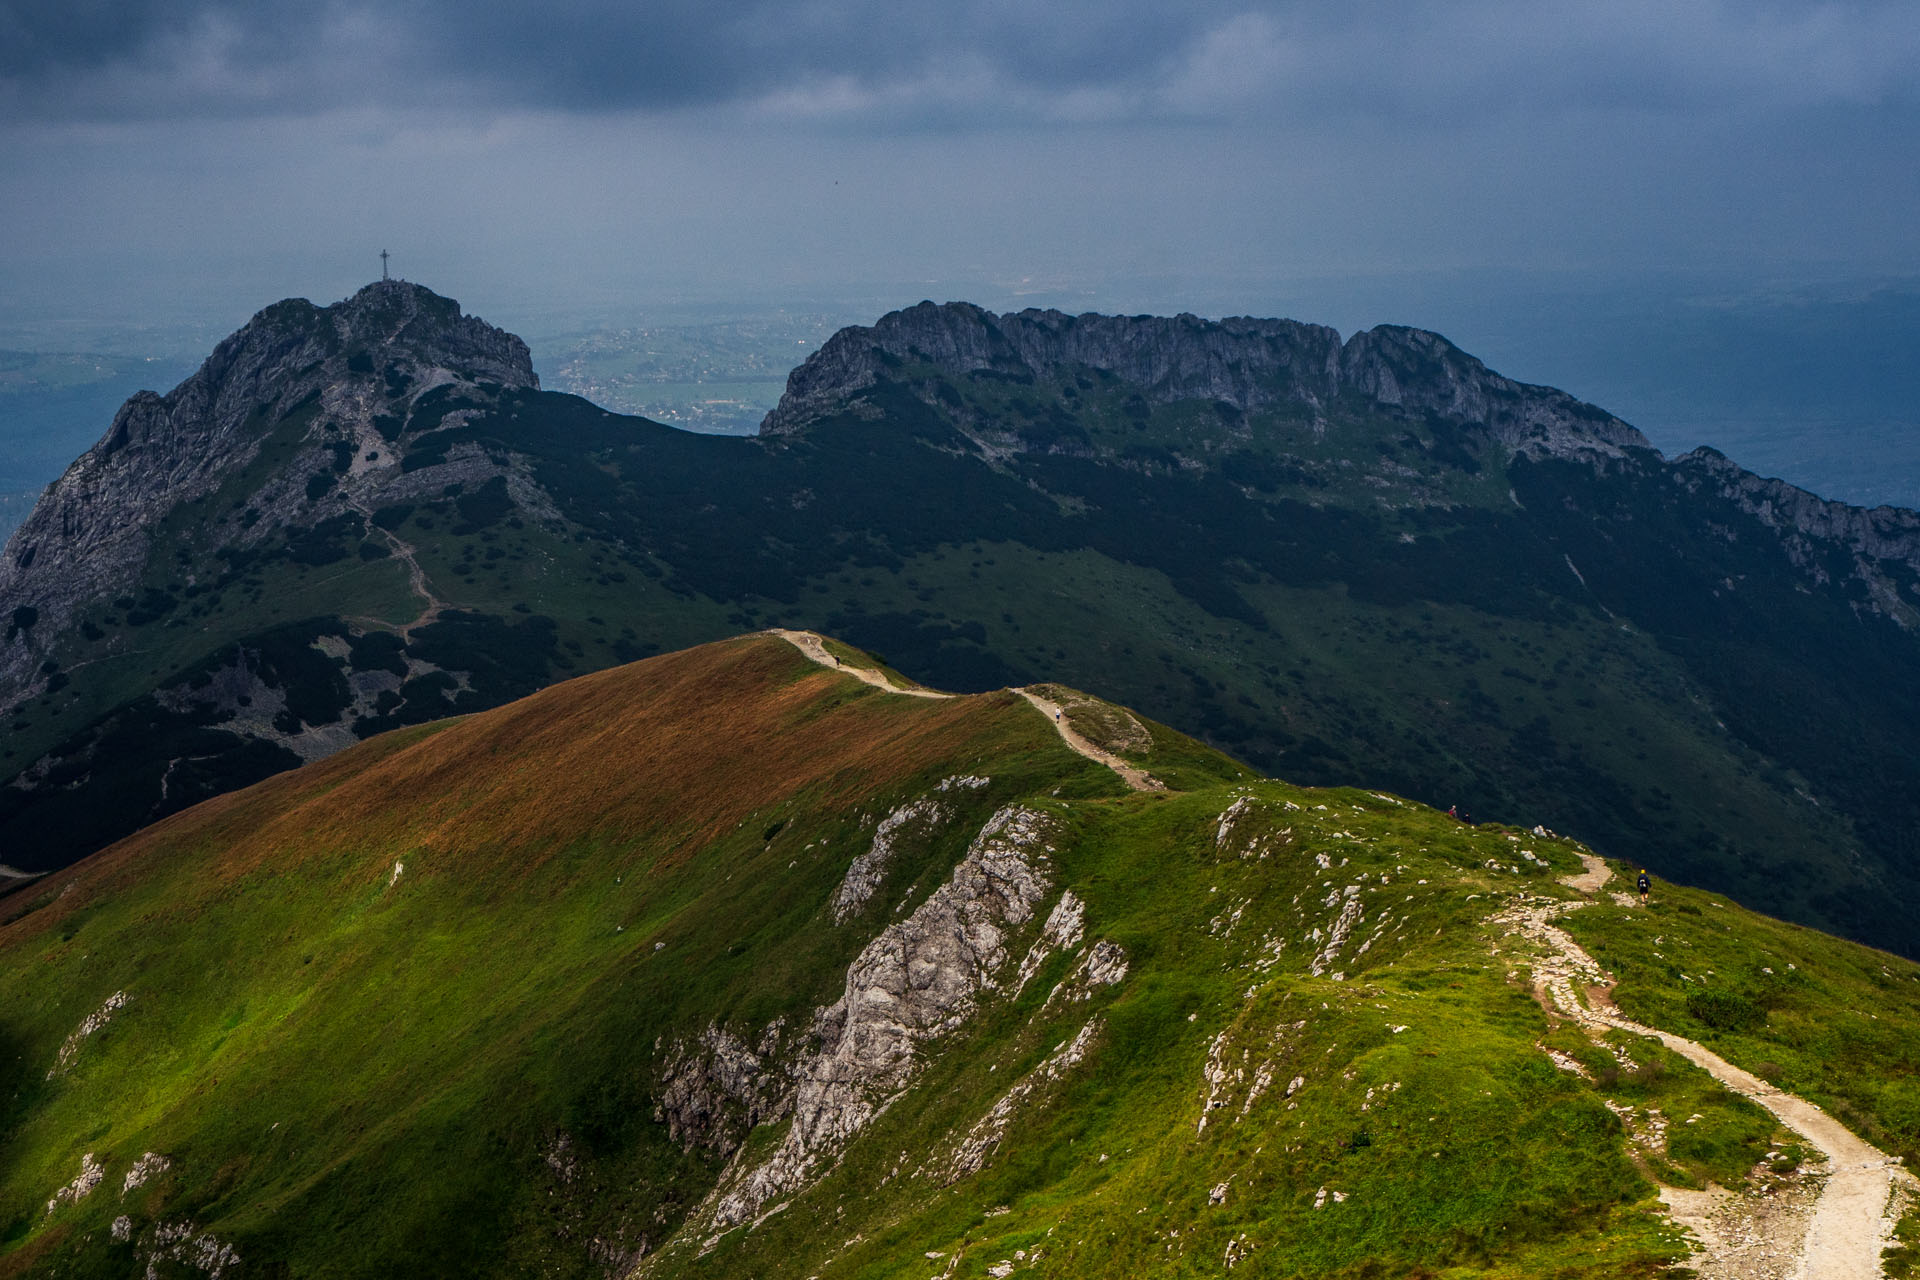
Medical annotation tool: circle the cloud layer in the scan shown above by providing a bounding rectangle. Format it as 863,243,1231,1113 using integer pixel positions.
5,0,1919,125
1,0,1917,353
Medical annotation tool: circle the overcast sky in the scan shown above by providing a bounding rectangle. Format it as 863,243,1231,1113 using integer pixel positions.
2,0,1919,345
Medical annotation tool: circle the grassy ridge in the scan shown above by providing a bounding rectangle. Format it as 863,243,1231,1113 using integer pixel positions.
1,638,1110,1275
5,634,1913,1276
1566,880,1920,1167
653,785,1784,1279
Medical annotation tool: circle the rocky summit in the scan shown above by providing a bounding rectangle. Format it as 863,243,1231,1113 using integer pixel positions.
2,285,1919,960
1,633,1914,1278
763,300,1651,463
0,280,535,695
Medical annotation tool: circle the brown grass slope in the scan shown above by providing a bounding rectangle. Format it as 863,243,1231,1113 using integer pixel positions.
13,634,1095,930
0,633,1153,1277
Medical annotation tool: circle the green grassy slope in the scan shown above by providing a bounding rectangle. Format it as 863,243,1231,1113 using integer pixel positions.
3,634,1914,1277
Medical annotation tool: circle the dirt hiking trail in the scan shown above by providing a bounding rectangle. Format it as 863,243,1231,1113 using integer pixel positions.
769,629,952,699
1497,854,1915,1279
768,630,1160,793
345,494,446,636
1012,688,1162,793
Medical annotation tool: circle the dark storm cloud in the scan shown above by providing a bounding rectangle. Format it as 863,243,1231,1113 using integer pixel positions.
0,0,1232,120
5,0,1919,125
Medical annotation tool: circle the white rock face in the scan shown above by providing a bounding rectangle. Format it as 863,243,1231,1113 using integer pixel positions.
45,1152,103,1215
1309,886,1364,978
123,1151,171,1195
711,805,1058,1228
948,1018,1101,1182
654,1021,791,1157
1040,938,1130,1013
830,797,951,923
143,1220,242,1277
50,989,128,1076
1012,890,1086,997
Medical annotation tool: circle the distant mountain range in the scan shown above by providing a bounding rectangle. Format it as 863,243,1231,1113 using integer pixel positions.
2,282,1917,956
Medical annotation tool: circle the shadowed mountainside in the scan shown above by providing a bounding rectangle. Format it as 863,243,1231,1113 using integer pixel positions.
1,288,1917,959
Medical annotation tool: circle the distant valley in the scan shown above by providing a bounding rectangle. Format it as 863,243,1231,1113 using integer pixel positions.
0,349,199,539
535,315,847,435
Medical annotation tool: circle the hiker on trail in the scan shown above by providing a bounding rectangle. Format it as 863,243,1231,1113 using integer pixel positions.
1447,805,1458,819
1637,870,1651,905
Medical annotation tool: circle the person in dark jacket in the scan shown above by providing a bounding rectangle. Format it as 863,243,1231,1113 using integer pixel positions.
1637,870,1651,906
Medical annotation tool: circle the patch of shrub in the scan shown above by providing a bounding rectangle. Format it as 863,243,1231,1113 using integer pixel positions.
286,514,365,567
1686,987,1763,1033
454,476,512,533
348,630,407,677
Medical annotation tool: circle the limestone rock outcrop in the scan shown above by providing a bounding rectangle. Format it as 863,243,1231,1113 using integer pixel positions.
709,805,1059,1228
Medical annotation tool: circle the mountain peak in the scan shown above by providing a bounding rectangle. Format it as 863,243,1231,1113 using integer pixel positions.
760,301,1649,461
237,280,536,392
0,282,537,700
760,302,1345,438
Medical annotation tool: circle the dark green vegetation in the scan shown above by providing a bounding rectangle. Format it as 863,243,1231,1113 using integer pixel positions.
3,289,1917,961
10,633,1909,1278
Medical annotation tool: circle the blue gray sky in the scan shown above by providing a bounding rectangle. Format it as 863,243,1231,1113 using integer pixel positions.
4,1,1918,314
1,0,1918,503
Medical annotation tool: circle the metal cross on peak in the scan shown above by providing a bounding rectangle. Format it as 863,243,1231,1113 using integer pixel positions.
380,249,390,281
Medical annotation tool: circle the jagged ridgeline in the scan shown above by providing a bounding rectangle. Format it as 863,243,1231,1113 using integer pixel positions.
3,285,1919,957
6,634,1917,1277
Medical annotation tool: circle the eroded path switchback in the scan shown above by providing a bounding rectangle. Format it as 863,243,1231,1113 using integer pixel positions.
767,630,1160,793
1497,855,1915,1279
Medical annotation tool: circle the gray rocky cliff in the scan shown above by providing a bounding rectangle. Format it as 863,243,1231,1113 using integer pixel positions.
1672,446,1920,625
705,804,1060,1232
0,280,536,705
654,1022,793,1158
759,301,1649,462
1337,324,1648,459
762,302,1344,436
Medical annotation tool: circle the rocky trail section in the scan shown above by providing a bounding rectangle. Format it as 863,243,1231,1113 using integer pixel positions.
343,492,445,635
1496,858,1916,1279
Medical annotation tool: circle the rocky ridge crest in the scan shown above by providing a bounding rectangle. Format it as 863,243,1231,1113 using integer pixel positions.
1672,446,1920,627
760,301,1650,461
